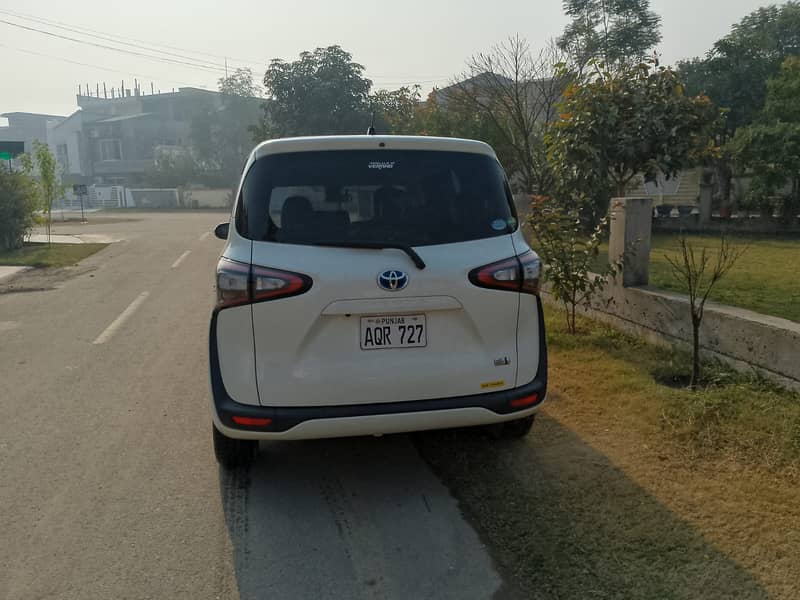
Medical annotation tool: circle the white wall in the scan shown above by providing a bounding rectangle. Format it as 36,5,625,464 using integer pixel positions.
48,113,84,176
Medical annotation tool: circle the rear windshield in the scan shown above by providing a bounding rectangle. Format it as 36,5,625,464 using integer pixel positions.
237,150,517,246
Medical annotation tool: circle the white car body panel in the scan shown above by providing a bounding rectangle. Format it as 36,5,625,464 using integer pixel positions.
248,235,524,407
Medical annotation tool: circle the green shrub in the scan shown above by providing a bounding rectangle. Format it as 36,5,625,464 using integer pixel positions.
0,168,38,251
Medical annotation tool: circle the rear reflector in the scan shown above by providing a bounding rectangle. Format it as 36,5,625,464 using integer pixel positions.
231,416,272,427
509,393,539,408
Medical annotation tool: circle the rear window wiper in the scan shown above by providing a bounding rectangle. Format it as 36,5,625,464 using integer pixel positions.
310,241,426,270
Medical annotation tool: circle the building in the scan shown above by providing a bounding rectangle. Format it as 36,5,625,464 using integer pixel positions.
48,87,262,186
0,112,66,170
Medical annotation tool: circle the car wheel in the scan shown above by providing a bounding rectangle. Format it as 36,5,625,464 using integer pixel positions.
485,415,536,440
213,424,258,468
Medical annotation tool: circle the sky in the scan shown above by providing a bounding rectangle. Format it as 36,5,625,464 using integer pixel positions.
0,0,776,118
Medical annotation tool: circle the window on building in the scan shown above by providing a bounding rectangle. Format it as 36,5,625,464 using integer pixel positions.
99,139,122,161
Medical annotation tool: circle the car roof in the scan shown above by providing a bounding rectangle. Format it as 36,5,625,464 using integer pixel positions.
251,135,496,161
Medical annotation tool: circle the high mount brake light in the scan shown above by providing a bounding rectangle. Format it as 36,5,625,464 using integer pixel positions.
468,252,541,295
216,258,312,309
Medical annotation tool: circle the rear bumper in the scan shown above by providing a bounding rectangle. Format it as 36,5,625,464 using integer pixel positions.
208,298,548,440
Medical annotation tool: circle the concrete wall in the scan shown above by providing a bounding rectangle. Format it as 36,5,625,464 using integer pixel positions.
184,189,232,208
653,216,800,235
542,281,800,391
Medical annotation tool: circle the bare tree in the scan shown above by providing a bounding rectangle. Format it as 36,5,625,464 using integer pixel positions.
449,36,565,195
664,234,746,389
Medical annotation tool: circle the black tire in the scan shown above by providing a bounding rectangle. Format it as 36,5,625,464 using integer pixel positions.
485,415,536,440
213,424,258,468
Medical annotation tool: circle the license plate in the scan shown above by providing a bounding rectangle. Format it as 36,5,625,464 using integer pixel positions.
360,314,427,350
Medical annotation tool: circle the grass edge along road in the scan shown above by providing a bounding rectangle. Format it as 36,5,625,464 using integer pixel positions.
0,242,108,269
417,305,800,599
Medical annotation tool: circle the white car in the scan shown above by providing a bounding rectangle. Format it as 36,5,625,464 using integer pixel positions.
209,135,547,467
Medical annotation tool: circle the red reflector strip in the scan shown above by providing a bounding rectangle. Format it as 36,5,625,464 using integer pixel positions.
509,393,539,408
232,416,272,427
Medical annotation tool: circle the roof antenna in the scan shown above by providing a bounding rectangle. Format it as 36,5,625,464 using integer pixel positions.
367,111,376,136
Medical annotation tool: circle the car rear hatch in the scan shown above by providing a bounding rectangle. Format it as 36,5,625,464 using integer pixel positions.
239,146,536,407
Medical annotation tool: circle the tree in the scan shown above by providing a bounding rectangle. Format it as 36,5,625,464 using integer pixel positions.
450,36,565,194
547,60,720,217
731,57,800,221
183,68,262,191
678,2,800,133
370,85,422,134
254,46,372,139
764,55,800,122
20,140,62,246
664,235,745,389
218,67,262,98
145,150,197,189
414,89,505,148
558,0,662,69
677,4,800,212
0,166,38,251
527,197,620,334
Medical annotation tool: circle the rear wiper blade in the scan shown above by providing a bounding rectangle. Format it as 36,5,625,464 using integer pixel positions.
311,241,426,270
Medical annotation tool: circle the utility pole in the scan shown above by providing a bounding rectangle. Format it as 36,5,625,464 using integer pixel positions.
225,57,228,79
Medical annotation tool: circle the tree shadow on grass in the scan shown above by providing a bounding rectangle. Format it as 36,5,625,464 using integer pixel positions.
414,414,773,600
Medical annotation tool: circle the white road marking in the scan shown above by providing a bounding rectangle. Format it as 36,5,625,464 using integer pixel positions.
171,250,191,269
93,292,150,345
198,231,212,241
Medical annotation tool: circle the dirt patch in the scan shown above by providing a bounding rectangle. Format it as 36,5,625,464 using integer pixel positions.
0,264,97,294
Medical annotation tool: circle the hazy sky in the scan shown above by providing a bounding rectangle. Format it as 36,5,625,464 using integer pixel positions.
0,0,773,117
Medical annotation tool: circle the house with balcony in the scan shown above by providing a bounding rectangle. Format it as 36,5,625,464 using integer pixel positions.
48,87,261,187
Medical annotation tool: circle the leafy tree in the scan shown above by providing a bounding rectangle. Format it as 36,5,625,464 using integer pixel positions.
665,234,745,389
145,150,197,189
218,67,262,98
677,4,800,212
254,46,372,139
20,141,62,246
370,85,422,134
527,196,620,334
764,55,800,122
189,68,262,190
547,60,720,217
414,90,504,146
731,57,800,221
0,166,38,251
450,36,565,194
558,0,662,68
678,2,800,133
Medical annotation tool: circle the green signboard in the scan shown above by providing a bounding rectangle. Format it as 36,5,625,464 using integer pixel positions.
0,141,25,160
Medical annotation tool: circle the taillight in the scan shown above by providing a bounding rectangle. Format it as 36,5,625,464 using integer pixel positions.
216,258,312,309
216,258,250,308
469,252,541,295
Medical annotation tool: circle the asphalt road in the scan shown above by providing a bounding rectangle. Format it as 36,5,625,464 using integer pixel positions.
0,213,506,600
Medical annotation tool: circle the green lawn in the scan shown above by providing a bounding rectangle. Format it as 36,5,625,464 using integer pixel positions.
0,242,108,269
602,234,800,322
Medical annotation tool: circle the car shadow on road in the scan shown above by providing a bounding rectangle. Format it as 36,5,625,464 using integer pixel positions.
414,413,774,600
218,435,516,600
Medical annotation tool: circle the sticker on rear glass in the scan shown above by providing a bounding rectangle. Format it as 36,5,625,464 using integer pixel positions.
369,161,395,170
491,219,507,231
